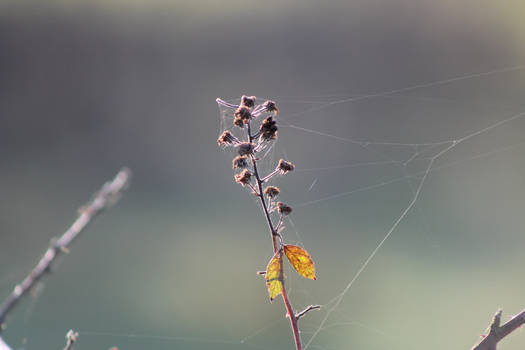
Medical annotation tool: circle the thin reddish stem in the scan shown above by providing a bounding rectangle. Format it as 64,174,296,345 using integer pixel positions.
247,121,303,350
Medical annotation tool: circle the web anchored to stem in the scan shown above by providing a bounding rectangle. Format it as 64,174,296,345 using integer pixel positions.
218,82,525,349
217,96,320,350
255,67,525,349
215,65,525,350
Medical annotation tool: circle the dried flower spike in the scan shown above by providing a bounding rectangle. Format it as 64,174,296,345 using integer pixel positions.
235,169,252,186
263,100,278,115
232,155,249,169
238,142,255,156
215,95,318,350
264,186,280,198
277,159,295,174
217,130,237,146
276,202,292,216
260,117,278,141
241,95,256,108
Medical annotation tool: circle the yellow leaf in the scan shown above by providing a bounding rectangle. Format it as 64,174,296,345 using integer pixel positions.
265,253,284,302
284,245,316,280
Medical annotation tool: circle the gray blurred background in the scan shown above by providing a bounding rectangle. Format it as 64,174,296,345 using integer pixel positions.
1,1,525,349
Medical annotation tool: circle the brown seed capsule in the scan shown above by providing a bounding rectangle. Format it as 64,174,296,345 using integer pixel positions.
217,130,236,146
264,186,280,198
233,116,244,128
241,95,256,108
277,159,295,174
260,117,278,141
276,202,292,216
234,106,252,122
235,169,252,186
232,155,249,169
238,142,255,156
263,100,278,115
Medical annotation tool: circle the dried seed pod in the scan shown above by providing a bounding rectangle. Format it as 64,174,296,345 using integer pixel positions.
241,95,256,108
235,169,252,186
233,116,244,128
232,155,249,169
276,202,292,216
217,130,237,146
264,186,280,198
260,117,278,141
277,159,295,174
263,100,278,115
238,142,255,156
234,106,252,123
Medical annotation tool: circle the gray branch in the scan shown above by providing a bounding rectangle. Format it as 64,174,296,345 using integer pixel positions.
0,168,131,332
471,309,525,350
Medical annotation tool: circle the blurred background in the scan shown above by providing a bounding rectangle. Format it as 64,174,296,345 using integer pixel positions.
1,0,525,349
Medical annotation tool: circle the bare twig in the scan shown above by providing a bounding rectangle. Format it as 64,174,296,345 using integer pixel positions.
0,168,131,332
471,309,525,350
296,305,321,320
63,330,78,350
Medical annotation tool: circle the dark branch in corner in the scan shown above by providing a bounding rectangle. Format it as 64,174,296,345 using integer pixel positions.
63,330,78,350
0,168,131,335
471,308,525,350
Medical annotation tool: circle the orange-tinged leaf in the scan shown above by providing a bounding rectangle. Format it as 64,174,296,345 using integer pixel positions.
284,245,316,280
265,254,284,302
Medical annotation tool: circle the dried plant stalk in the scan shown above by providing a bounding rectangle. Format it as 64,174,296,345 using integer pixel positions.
217,96,318,350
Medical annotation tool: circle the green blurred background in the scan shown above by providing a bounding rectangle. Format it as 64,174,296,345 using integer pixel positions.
1,1,525,349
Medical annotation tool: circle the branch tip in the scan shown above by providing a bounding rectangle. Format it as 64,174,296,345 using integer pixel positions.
296,305,321,320
490,309,502,332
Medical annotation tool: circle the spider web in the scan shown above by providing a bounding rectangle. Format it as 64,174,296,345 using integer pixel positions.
216,64,525,350
65,64,525,350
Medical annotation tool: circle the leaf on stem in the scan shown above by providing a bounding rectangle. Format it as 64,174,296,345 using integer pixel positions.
284,245,316,280
265,254,284,302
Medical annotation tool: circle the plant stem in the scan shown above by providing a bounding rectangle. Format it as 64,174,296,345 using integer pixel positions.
247,122,303,350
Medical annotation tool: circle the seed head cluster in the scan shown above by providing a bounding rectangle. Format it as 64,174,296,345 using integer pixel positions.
217,95,294,219
232,155,249,169
277,159,295,174
234,106,252,126
235,169,252,186
276,202,292,216
260,117,278,141
238,142,255,156
217,130,237,146
263,100,278,115
264,186,280,198
241,95,256,108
